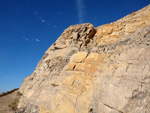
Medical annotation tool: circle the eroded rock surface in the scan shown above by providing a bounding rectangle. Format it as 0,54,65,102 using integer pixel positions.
18,4,150,113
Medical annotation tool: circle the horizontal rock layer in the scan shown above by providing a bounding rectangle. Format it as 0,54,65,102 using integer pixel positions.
18,4,150,113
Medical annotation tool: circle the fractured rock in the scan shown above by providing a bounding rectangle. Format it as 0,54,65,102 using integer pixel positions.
17,4,150,113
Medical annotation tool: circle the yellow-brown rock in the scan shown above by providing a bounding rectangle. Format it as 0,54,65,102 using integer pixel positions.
71,52,88,63
94,4,150,45
17,4,150,113
96,25,114,35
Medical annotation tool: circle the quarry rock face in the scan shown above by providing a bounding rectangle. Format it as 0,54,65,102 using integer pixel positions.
18,5,150,113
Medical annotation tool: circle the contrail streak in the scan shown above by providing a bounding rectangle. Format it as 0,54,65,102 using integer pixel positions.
76,0,85,24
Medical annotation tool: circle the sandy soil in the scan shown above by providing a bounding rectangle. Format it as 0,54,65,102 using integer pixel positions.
0,89,20,113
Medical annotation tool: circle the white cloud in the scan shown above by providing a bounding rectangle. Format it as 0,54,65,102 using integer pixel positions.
24,38,32,43
23,36,29,41
35,11,57,28
35,38,40,42
76,0,85,24
35,11,38,15
35,12,46,23
25,38,29,41
41,20,45,23
47,23,51,26
23,36,41,44
53,25,57,28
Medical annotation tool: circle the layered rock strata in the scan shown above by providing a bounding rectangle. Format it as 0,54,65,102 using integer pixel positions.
18,5,150,113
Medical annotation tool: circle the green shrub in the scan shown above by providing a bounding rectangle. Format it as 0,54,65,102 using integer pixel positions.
130,11,135,14
0,92,7,96
0,88,19,97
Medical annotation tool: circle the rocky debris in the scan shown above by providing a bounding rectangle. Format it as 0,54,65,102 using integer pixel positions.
17,4,150,113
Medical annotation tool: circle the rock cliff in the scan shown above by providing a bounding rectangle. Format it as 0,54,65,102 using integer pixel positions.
18,4,150,113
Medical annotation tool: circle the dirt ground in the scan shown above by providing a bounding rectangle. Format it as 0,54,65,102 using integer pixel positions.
0,89,20,113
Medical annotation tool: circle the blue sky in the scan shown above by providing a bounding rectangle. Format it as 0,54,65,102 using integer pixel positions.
0,0,149,93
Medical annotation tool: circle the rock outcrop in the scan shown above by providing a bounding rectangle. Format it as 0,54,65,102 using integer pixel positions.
18,4,150,113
